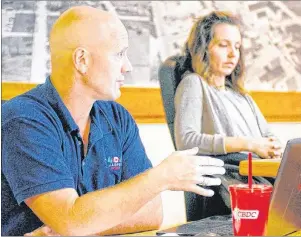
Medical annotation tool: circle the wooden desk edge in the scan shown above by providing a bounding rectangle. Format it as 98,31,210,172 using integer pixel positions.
239,159,281,177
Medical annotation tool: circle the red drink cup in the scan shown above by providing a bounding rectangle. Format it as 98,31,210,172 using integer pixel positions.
229,184,273,236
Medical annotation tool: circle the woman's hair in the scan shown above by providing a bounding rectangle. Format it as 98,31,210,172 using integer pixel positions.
179,11,246,94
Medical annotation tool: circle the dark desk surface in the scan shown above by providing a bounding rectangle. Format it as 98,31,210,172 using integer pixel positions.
124,227,301,236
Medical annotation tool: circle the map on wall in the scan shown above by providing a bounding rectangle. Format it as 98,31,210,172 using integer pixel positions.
2,1,301,91
2,1,152,86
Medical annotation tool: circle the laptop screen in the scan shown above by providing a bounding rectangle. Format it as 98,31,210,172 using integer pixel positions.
265,138,301,236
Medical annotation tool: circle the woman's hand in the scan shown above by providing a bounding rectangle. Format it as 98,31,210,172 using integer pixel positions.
250,137,283,159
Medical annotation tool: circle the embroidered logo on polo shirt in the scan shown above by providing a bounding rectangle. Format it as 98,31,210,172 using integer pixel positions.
107,156,122,171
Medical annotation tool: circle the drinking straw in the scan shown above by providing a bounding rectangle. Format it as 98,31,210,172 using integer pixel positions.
248,152,253,189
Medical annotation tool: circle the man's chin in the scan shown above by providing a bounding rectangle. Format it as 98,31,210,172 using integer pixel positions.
95,89,121,101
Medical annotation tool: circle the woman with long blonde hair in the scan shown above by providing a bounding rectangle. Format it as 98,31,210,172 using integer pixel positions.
174,11,282,159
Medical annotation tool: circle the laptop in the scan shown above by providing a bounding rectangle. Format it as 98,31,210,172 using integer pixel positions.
157,138,301,236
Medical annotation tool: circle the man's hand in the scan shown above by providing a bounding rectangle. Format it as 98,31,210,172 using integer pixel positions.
157,147,225,197
24,225,59,236
251,137,284,159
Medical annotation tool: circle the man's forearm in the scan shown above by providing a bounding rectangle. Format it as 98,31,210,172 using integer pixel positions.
27,166,166,236
95,194,163,236
25,192,163,236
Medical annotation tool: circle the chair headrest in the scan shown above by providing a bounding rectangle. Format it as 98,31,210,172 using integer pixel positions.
158,55,184,95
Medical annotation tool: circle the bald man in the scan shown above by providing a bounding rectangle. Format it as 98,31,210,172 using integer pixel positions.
2,6,225,236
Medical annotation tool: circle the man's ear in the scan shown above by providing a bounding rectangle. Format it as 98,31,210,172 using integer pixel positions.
73,47,90,74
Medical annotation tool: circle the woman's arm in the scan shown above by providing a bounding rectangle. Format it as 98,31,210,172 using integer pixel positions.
174,74,226,155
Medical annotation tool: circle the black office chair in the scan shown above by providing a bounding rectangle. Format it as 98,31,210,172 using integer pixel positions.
158,55,216,221
157,55,183,149
158,56,272,221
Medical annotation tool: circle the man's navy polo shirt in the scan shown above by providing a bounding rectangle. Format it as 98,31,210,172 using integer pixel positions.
1,77,152,236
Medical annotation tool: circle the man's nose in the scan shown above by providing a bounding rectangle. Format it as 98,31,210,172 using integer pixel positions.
122,56,133,74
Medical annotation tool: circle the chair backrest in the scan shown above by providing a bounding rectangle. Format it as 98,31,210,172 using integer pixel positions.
158,55,183,149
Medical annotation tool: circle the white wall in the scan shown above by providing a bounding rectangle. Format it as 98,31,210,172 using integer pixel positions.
137,122,301,227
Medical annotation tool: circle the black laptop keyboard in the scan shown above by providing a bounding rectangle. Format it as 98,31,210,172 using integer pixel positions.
178,215,233,236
